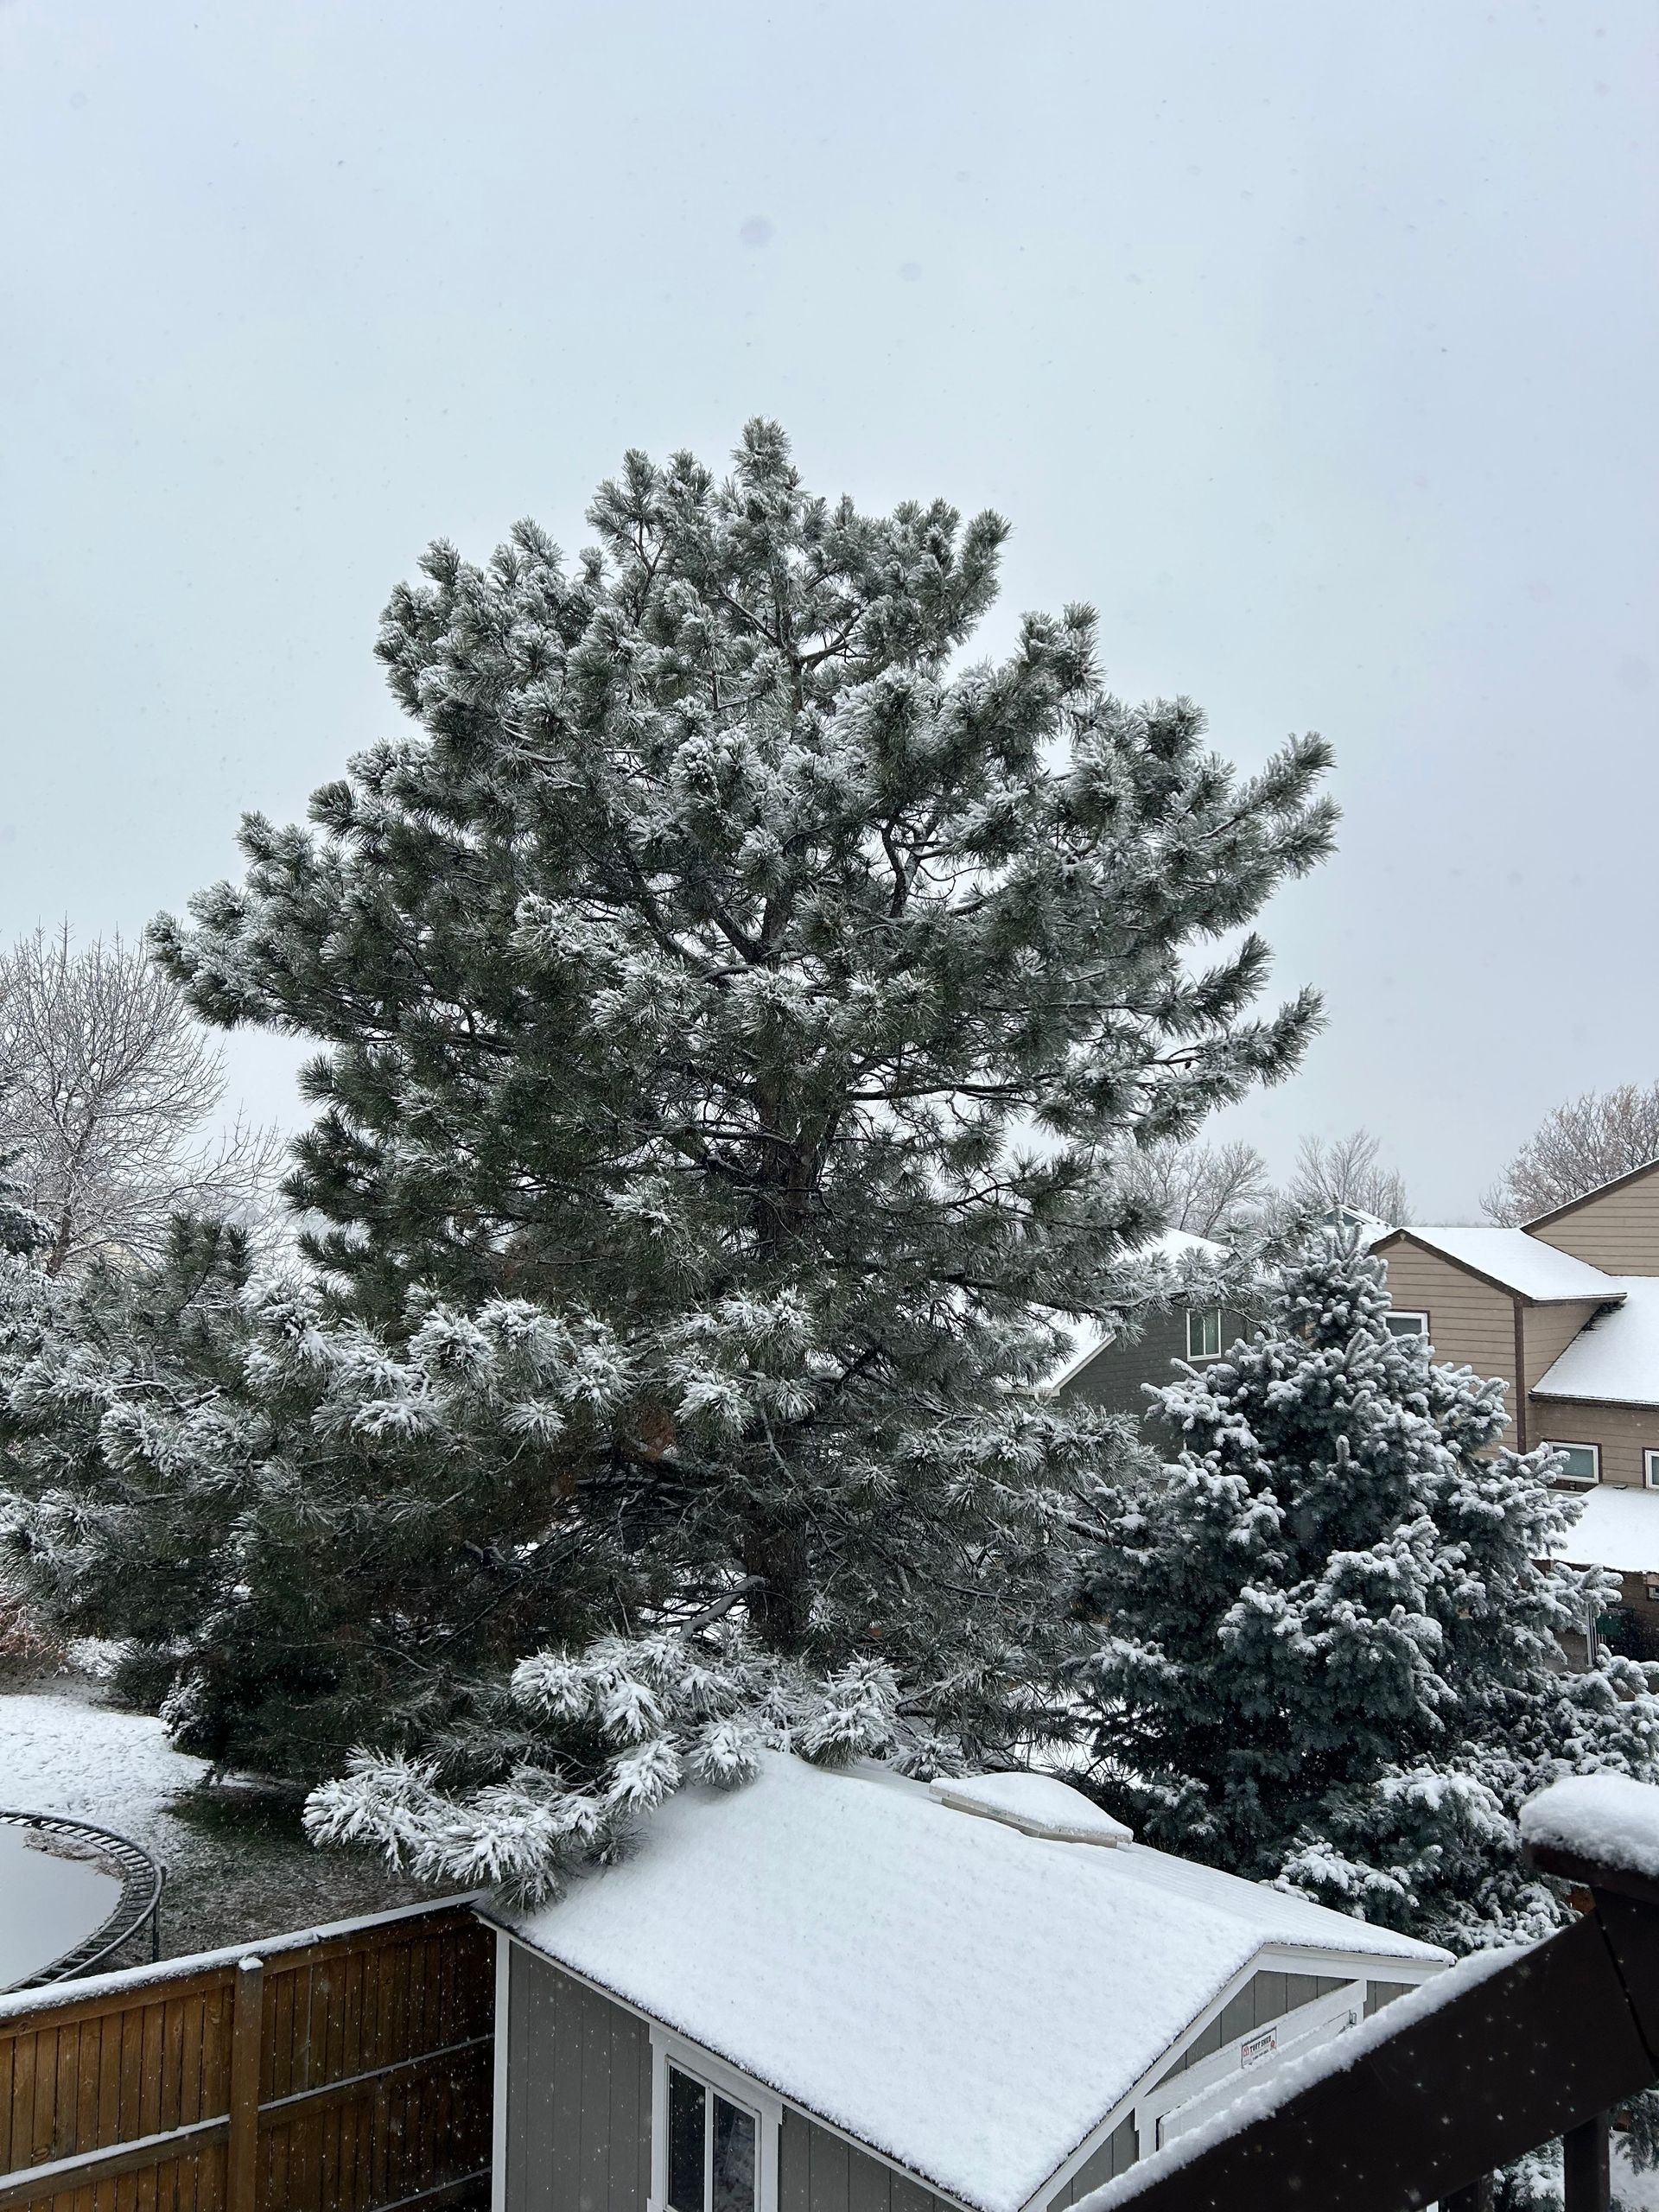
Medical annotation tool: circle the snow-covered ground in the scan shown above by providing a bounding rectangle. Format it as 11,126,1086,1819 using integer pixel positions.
1,1677,421,1967
3,1685,209,1841
1617,2145,1659,2211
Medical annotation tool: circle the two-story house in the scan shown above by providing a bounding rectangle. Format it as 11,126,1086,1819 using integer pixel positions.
1372,1158,1659,1643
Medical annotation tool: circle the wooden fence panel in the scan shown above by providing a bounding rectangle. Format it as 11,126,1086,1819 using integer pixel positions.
0,1906,493,2212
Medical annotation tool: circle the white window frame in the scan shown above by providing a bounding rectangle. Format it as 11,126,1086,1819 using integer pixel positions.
649,2027,780,2212
1186,1307,1224,1361
1645,1450,1659,1491
1548,1440,1601,1489
1384,1310,1428,1341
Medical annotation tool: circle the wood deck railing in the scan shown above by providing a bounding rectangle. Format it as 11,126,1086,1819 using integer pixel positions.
0,1897,493,2211
1089,1809,1659,2212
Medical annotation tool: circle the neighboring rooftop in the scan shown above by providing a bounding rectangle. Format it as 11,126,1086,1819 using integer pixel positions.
499,1754,1446,2212
1046,1228,1234,1394
1548,1483,1659,1574
1533,1277,1659,1408
1382,1225,1623,1305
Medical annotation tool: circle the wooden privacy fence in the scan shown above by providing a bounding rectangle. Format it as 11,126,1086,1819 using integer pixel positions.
0,1899,493,2212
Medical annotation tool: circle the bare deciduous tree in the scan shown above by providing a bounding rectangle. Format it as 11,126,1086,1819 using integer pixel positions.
1286,1127,1410,1226
0,925,283,1274
1120,1136,1274,1239
1484,1083,1659,1224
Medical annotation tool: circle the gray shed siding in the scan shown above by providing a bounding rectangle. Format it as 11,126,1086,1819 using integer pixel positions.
1060,1310,1251,1426
505,1944,652,2212
779,2109,952,2212
1155,1971,1350,2084
505,1946,959,2212
1047,2117,1139,2207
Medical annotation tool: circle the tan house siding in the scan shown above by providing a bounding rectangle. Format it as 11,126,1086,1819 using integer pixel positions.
1529,1399,1659,1490
1376,1244,1517,1409
1519,1301,1606,1396
1526,1163,1659,1276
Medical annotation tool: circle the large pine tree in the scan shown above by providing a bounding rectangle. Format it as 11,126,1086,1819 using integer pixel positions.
4,425,1335,1878
1074,1234,1659,1951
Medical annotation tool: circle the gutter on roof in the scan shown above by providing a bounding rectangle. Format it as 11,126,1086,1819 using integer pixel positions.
1528,1389,1659,1411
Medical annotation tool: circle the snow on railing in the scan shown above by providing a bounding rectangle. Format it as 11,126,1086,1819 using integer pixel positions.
1068,1775,1659,2212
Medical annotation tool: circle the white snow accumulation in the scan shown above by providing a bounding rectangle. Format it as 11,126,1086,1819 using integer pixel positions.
1533,1277,1659,1408
1548,1484,1659,1573
929,1770,1133,1845
1392,1226,1623,1305
501,1753,1446,2212
1520,1773,1659,1882
1076,1946,1519,2212
1,1692,207,1842
0,1827,123,1987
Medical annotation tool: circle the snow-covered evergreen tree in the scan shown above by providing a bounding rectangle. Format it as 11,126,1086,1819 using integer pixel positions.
5,424,1334,1886
1074,1234,1659,1952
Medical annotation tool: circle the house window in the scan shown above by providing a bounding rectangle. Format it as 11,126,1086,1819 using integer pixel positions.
1384,1311,1428,1341
652,2035,779,2212
1548,1442,1601,1489
1186,1308,1223,1359
668,2068,755,2212
1645,1450,1659,1491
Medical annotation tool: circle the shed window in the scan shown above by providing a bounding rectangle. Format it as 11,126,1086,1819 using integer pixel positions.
666,2068,755,2212
1645,1450,1659,1491
1384,1311,1428,1341
1186,1308,1223,1359
653,2043,777,2212
1548,1442,1600,1489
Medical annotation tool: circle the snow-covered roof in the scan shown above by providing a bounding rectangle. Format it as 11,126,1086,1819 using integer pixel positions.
1383,1225,1621,1304
928,1770,1133,1846
1548,1484,1659,1573
499,1754,1446,2212
1532,1277,1659,1407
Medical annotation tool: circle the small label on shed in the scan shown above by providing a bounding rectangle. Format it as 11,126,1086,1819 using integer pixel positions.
1240,2026,1278,2068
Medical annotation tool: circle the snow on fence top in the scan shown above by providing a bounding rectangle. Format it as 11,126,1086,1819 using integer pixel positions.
1520,1773,1659,1884
500,1752,1446,2212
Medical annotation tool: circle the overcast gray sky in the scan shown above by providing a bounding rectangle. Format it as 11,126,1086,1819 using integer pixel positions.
2,1,1654,1220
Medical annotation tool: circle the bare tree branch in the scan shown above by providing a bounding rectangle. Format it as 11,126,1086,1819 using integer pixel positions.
1484,1082,1659,1223
0,924,285,1274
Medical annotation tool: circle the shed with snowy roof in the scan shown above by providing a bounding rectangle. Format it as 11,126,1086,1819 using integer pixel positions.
481,1753,1448,2212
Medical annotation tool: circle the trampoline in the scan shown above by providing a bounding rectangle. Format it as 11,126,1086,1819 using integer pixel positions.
0,1809,165,1992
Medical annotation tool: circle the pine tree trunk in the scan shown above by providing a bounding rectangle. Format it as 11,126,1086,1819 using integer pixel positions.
741,1510,810,1652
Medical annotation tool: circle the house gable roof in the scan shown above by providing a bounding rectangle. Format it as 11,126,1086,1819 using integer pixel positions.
1548,1481,1659,1572
1522,1156,1659,1234
1373,1225,1621,1306
498,1754,1445,2212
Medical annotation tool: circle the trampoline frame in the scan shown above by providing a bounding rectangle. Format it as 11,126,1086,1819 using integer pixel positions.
0,1808,166,1988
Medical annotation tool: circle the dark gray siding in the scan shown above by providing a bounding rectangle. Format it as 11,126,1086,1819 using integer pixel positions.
1060,1310,1251,1425
779,2108,951,2212
1048,2115,1138,2206
1364,1980,1415,2019
505,1943,652,2212
1156,1971,1350,2083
